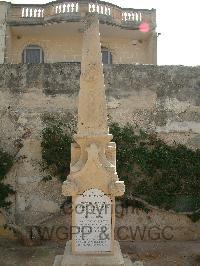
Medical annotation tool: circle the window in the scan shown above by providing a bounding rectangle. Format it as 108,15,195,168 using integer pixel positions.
101,47,112,64
22,45,44,64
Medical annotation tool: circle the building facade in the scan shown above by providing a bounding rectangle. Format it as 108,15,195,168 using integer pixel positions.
0,0,157,64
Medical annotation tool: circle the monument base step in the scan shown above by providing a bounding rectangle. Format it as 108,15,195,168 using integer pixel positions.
53,241,133,266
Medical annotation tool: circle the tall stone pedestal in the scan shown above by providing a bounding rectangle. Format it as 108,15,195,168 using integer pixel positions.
54,241,132,266
53,13,133,266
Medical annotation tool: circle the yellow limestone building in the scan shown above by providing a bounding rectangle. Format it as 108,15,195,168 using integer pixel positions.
0,0,157,65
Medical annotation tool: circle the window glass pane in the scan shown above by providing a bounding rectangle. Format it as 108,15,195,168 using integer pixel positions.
102,51,109,64
110,52,113,64
26,49,41,64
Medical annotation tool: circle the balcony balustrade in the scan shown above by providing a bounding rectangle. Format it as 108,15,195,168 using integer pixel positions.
21,7,44,18
7,1,156,28
89,3,111,16
54,2,79,14
122,11,142,22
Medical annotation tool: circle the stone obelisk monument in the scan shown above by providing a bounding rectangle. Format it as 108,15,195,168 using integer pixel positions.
54,14,132,266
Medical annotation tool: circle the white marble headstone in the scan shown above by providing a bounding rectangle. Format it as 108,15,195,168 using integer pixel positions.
74,188,112,253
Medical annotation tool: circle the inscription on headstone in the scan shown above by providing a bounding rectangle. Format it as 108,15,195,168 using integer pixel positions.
73,188,112,253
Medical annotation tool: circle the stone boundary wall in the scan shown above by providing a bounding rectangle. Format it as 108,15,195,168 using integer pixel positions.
0,63,200,151
0,63,200,240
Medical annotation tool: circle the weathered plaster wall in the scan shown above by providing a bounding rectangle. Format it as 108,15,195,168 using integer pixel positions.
0,2,9,64
7,31,83,64
102,36,149,64
1,63,200,154
7,27,151,64
105,65,200,148
0,63,200,239
147,33,157,64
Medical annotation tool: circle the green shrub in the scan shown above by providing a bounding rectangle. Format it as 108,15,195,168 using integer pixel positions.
41,121,200,221
0,149,14,208
41,121,73,182
110,123,200,220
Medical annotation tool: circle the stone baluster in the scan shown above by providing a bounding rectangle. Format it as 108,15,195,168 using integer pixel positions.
71,3,74,12
25,8,28,17
139,12,142,21
136,12,139,21
29,8,33,17
131,12,134,21
95,3,98,12
105,6,108,15
100,5,104,14
134,12,136,21
33,9,37,17
96,4,100,14
66,3,70,12
22,8,24,17
102,5,105,15
92,3,94,12
124,12,127,21
63,4,66,13
38,9,42,17
108,6,111,16
75,3,79,12
125,12,128,21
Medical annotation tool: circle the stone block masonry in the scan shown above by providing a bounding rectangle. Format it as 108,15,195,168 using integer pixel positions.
0,63,199,152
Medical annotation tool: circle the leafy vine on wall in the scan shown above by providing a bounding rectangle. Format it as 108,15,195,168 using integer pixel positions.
0,149,14,209
41,119,200,222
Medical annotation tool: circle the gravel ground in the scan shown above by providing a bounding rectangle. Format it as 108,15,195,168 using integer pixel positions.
0,239,200,266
